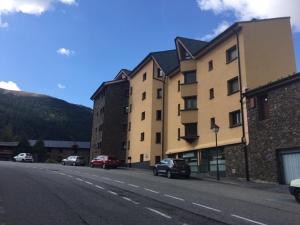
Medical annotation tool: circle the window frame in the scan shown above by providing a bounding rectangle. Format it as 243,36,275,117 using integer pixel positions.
183,71,197,84
226,45,238,64
157,88,163,99
155,132,161,144
229,110,242,128
140,132,145,141
156,110,162,121
227,76,240,96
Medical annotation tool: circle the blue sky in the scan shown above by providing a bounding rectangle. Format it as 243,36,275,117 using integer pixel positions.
0,0,299,108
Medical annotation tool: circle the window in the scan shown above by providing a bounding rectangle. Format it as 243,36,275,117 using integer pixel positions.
155,132,161,144
142,91,146,100
129,104,132,113
130,87,133,96
157,68,163,78
128,122,131,131
140,132,145,141
184,97,197,110
141,111,145,120
178,80,181,92
208,60,213,71
97,142,102,149
127,140,130,150
185,123,197,137
258,95,269,120
124,106,129,114
229,110,242,127
140,154,144,163
183,71,196,84
156,110,162,121
155,156,161,164
178,104,181,116
143,73,147,81
226,45,238,63
95,127,98,132
210,117,216,129
228,77,239,95
209,88,214,99
157,88,162,99
177,128,181,141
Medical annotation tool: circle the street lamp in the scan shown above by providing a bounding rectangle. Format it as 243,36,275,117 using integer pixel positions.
212,124,220,180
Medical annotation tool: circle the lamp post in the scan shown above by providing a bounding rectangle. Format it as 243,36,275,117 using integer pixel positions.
212,124,220,180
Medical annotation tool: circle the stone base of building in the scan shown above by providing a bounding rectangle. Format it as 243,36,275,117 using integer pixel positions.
130,161,151,169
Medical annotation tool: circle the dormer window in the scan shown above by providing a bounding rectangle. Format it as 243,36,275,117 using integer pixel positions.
157,68,163,78
184,51,192,60
178,43,192,60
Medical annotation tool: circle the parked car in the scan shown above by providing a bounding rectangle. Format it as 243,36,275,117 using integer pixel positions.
62,156,85,166
289,179,300,203
13,153,34,163
90,155,121,169
153,158,191,179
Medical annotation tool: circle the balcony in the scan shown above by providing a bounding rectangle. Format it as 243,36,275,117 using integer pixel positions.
180,60,196,72
180,135,199,142
181,82,197,98
180,109,198,124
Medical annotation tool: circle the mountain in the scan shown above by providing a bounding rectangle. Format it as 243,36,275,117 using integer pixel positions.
0,88,92,142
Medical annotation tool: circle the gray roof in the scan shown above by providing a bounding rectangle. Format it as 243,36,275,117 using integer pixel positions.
152,50,179,75
0,142,19,147
28,140,90,149
176,37,208,56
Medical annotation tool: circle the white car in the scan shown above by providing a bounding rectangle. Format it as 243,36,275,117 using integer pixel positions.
13,153,34,163
289,179,300,203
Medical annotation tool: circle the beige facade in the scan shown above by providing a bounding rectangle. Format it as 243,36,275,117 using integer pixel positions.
126,17,297,170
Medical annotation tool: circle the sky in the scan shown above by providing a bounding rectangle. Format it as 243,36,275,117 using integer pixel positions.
0,0,299,108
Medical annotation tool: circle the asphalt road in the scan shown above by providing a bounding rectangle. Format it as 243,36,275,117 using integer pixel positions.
0,162,299,225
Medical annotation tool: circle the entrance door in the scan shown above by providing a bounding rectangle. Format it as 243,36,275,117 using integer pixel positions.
282,152,300,184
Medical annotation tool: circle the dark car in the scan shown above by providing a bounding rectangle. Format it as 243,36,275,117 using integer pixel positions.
62,156,85,166
90,155,121,169
153,158,191,179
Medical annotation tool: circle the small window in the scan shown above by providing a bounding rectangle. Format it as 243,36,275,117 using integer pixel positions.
129,104,132,113
95,127,98,132
141,111,145,120
209,88,214,99
226,45,238,63
140,132,145,141
228,77,239,95
184,97,197,110
143,73,147,81
177,80,181,92
140,154,144,163
130,87,133,96
155,132,161,144
142,91,146,100
210,117,215,129
258,95,269,120
156,110,162,121
128,122,131,131
208,60,213,71
157,88,162,99
177,128,181,141
183,71,196,84
127,140,130,150
185,123,197,137
178,104,181,116
229,110,242,127
157,68,163,78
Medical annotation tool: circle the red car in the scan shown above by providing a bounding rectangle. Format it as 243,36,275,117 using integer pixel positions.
90,155,121,169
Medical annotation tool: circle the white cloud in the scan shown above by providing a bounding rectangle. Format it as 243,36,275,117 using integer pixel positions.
0,17,8,28
0,0,77,28
196,0,300,32
57,83,66,89
0,81,21,91
202,20,230,40
57,48,74,56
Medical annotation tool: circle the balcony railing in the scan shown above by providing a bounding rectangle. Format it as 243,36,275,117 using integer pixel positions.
180,59,196,72
181,82,197,98
180,108,198,124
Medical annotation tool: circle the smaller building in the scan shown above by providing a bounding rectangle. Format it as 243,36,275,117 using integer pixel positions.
0,140,90,163
246,74,300,184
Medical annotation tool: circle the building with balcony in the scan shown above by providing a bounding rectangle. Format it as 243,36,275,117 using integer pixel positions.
90,69,130,163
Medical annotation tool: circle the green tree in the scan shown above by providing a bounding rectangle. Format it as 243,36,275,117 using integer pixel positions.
32,140,46,162
16,137,31,155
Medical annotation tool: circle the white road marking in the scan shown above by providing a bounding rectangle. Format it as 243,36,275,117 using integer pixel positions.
58,173,66,175
108,191,118,196
95,185,104,190
128,184,140,188
164,194,185,201
122,197,139,205
91,174,98,177
231,214,267,225
146,207,172,219
113,180,125,184
67,175,73,178
192,202,221,213
144,188,159,194
76,178,84,182
85,181,93,185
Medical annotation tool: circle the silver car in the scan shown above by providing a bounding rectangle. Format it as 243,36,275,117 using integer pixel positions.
13,153,34,163
62,156,85,166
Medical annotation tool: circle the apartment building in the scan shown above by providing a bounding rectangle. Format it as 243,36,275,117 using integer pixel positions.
90,69,130,162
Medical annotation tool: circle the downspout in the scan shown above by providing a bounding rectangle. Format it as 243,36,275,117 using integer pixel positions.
161,76,166,160
235,28,250,181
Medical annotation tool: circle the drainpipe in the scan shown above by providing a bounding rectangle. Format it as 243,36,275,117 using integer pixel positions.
161,76,166,161
235,29,250,181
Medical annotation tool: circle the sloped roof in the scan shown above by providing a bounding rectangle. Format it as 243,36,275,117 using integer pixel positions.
0,142,19,147
29,140,90,149
176,37,208,57
90,79,128,100
113,69,131,80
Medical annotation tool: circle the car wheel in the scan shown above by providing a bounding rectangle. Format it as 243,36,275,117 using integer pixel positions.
167,170,172,179
90,164,94,168
295,190,300,203
22,159,25,162
102,164,106,169
153,168,158,176
72,162,76,166
62,162,65,166
184,174,190,179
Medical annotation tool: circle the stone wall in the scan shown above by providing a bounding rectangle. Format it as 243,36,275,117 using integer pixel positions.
224,143,246,178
